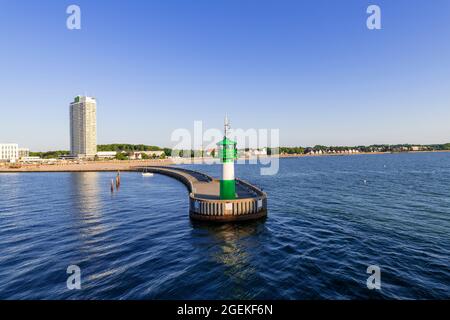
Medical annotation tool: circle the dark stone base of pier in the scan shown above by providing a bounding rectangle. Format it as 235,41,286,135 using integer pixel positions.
190,209,267,222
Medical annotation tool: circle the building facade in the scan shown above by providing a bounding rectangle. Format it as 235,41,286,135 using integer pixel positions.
128,150,165,160
18,148,30,159
96,151,117,159
0,144,19,162
70,96,97,158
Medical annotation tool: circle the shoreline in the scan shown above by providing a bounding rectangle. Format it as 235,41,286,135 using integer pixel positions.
276,150,450,158
0,150,449,173
0,159,174,173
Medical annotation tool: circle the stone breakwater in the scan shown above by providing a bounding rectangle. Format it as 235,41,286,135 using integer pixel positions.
136,166,268,222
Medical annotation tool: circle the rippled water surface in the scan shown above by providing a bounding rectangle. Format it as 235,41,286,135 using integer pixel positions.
0,153,449,299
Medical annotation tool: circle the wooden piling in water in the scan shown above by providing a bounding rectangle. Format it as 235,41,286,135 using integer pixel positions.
116,171,121,189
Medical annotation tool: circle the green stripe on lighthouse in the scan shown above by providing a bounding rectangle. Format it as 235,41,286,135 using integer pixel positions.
220,180,236,200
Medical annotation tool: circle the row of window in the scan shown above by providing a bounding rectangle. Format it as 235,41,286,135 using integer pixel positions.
1,154,18,159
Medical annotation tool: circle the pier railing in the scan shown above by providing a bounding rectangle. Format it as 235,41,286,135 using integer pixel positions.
189,179,267,221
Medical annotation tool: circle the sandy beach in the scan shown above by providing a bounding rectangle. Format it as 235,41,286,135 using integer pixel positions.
0,159,174,173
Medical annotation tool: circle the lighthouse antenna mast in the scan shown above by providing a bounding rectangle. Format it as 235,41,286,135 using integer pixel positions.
224,115,230,138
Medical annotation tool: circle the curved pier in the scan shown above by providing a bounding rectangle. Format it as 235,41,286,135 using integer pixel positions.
136,166,267,222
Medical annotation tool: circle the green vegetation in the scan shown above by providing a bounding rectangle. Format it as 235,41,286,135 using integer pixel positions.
276,143,450,155
29,150,69,159
97,144,162,152
98,144,173,157
29,142,450,160
279,147,305,155
115,152,128,160
172,150,195,158
163,148,172,157
430,143,450,150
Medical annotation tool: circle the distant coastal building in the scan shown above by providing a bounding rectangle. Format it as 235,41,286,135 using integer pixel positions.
20,156,43,163
18,148,30,159
144,150,165,157
96,151,117,159
242,148,268,157
70,96,97,158
0,143,19,162
128,150,164,160
205,148,217,157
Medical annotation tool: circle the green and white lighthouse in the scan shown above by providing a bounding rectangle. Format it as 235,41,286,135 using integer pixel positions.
217,116,238,200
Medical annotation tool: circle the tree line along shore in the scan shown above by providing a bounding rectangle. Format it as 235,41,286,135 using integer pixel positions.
27,143,450,159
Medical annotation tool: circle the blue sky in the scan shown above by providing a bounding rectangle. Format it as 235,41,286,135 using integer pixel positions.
1,0,449,151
